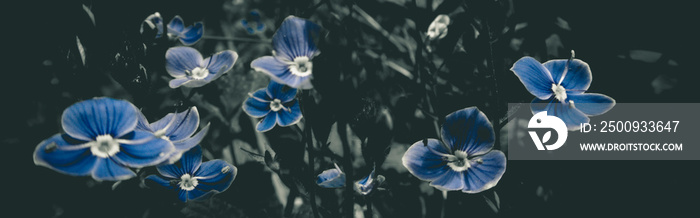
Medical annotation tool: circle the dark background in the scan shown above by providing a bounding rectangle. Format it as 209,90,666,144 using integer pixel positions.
6,0,699,217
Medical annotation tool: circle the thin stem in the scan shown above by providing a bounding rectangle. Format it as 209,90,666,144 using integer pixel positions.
364,195,374,218
284,189,298,217
338,122,354,218
300,91,320,218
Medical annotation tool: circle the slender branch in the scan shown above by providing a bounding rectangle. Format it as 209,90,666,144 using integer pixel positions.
338,122,354,218
300,91,320,218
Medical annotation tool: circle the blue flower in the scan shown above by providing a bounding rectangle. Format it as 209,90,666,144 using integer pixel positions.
241,11,265,34
140,13,203,45
137,106,210,164
511,52,616,130
316,163,345,188
33,97,174,181
166,16,204,46
165,47,238,88
402,107,506,193
140,12,164,38
251,16,321,89
146,145,237,202
354,167,384,195
242,80,302,132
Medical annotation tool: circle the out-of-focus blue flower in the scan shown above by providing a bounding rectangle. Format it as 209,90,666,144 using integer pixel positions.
140,13,203,45
317,163,345,188
241,11,265,34
354,167,384,195
242,80,302,132
165,46,238,88
33,97,174,181
251,16,321,89
166,16,204,46
146,145,237,202
402,107,506,193
427,14,450,40
141,12,164,38
137,106,210,164
511,52,615,130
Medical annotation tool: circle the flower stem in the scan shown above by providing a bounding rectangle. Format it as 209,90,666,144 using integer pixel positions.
300,90,320,218
338,121,354,218
364,195,374,218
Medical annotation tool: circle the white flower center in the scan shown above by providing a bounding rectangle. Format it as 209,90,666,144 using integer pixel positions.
446,150,471,172
90,135,120,158
270,99,284,112
551,84,567,102
178,174,198,191
189,67,209,80
289,56,312,77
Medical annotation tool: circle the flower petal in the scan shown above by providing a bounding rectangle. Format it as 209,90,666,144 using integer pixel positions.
256,114,278,132
172,123,210,152
272,16,321,61
568,93,616,116
91,158,136,181
544,59,592,92
203,50,238,82
181,145,203,174
156,162,184,179
193,160,237,194
169,77,192,88
462,150,506,193
34,134,98,176
167,15,185,34
242,89,272,118
112,130,174,167
145,175,175,189
354,169,377,195
276,101,302,127
317,164,345,188
179,22,204,45
430,169,465,191
402,139,451,181
251,56,312,89
141,12,164,38
534,100,590,131
266,80,298,102
165,46,203,78
136,111,154,132
152,107,200,142
510,57,555,99
62,97,139,140
441,107,495,157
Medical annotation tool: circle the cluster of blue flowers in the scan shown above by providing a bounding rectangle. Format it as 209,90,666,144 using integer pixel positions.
35,9,616,206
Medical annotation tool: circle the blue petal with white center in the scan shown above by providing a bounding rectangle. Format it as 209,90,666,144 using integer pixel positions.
138,107,210,164
243,81,302,132
251,16,321,89
34,98,175,181
510,57,555,100
317,163,345,188
402,107,506,193
543,59,592,92
462,150,506,193
441,107,495,157
512,54,615,131
165,47,238,88
242,89,272,118
146,146,237,202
